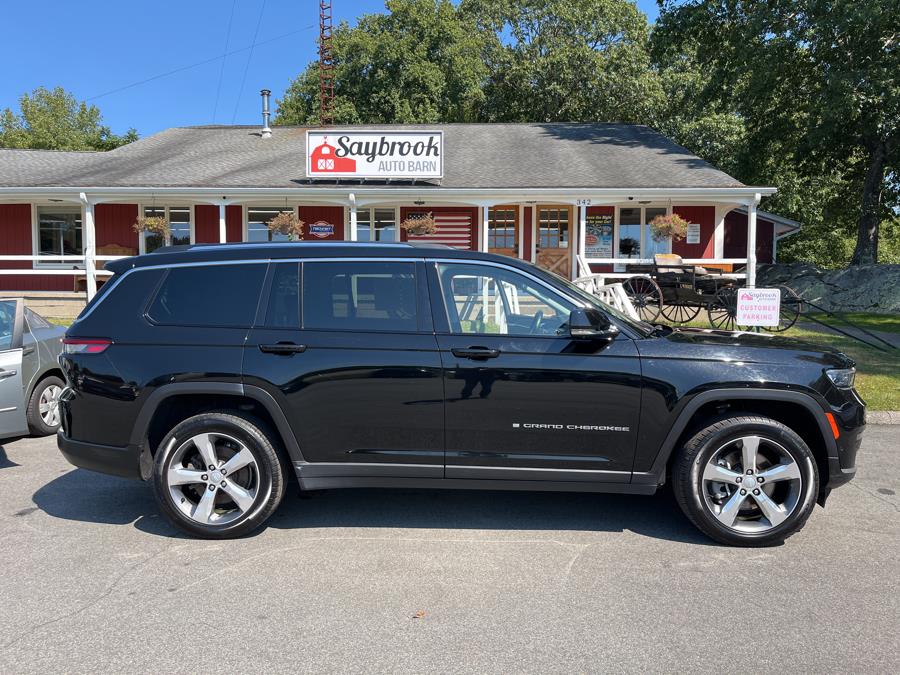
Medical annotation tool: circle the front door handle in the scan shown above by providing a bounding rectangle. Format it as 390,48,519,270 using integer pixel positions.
451,347,500,360
259,342,307,355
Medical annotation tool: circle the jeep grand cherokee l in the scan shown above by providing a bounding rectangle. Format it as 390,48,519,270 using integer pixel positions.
57,243,865,545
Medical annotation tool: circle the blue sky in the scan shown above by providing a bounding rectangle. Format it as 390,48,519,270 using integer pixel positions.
0,1,660,137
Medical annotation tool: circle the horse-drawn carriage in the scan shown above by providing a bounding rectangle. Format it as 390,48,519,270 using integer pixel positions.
576,254,802,332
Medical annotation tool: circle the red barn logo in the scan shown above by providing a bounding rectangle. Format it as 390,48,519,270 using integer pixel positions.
310,138,356,173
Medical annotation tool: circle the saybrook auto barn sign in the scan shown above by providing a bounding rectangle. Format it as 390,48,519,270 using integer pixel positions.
306,130,443,179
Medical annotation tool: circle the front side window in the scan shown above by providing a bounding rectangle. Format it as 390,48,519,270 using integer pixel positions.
143,206,191,252
38,207,82,260
437,262,574,336
302,261,417,332
147,263,267,327
248,207,294,243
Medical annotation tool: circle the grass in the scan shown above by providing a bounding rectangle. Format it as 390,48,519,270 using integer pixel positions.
662,313,899,411
806,312,900,335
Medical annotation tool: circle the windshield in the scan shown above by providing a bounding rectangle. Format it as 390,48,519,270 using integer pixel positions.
523,262,655,337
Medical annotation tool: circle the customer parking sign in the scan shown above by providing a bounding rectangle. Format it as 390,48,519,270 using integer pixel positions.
737,288,781,327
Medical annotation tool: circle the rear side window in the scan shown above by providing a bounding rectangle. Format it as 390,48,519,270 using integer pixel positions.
302,261,417,332
147,264,267,327
265,262,300,328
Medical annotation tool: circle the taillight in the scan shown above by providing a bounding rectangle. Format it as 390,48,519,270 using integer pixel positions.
63,338,112,354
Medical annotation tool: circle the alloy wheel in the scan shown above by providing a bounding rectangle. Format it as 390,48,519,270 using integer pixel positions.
701,435,803,533
166,432,260,526
39,384,62,428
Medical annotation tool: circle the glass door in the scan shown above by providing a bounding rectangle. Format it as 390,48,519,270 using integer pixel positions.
535,205,572,278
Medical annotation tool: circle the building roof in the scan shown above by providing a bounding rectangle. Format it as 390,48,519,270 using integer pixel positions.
0,123,747,191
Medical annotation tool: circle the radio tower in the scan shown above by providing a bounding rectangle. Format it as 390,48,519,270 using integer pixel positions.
318,0,335,127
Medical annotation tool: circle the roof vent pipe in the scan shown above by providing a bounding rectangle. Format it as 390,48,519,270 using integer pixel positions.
260,89,272,138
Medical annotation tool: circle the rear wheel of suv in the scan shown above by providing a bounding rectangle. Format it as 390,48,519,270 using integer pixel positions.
152,412,287,539
672,415,819,546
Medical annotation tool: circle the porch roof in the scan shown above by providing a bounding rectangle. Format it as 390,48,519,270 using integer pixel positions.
0,123,761,192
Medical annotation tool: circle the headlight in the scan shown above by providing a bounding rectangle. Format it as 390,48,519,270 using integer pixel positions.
826,368,856,389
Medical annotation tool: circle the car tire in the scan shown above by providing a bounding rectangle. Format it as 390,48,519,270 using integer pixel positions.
672,415,819,547
152,411,287,539
26,375,65,436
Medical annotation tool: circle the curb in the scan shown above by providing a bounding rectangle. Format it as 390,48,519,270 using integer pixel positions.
868,411,900,425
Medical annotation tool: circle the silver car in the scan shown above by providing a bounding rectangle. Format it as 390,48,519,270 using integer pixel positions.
0,299,66,439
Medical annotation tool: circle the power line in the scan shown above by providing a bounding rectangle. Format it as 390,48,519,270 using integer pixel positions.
231,0,268,124
86,24,315,102
212,0,238,123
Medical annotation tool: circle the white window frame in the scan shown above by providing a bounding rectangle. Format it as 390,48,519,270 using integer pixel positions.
137,204,195,254
32,203,85,269
612,203,672,271
353,206,399,243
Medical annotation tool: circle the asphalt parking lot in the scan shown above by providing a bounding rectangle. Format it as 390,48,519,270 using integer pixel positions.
0,427,897,673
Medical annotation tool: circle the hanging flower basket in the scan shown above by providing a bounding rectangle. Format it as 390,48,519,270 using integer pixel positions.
400,212,437,236
133,215,172,245
267,211,305,241
649,213,690,242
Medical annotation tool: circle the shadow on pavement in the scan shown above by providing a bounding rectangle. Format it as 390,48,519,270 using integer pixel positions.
0,446,20,469
32,469,713,545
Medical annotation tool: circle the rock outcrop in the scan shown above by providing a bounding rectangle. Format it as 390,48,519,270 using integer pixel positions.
756,263,900,314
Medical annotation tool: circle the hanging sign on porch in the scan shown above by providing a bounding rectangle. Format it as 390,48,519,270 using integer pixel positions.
686,222,701,244
736,288,781,327
585,214,613,258
307,130,443,179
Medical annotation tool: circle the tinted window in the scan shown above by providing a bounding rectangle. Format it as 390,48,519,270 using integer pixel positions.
148,264,266,327
303,261,417,332
0,300,16,350
266,263,300,328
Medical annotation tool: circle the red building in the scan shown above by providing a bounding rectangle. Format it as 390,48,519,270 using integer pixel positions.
0,123,794,302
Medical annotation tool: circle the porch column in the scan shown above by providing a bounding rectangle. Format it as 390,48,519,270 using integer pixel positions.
576,204,587,278
348,193,358,241
746,193,760,287
218,203,227,243
479,205,489,252
79,193,97,301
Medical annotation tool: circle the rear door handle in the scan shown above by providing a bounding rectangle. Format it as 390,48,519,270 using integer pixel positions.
259,342,307,355
451,347,500,360
0,369,17,380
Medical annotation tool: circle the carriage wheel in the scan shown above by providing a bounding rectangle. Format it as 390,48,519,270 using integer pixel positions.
762,285,803,332
660,302,701,325
621,276,663,323
707,287,748,331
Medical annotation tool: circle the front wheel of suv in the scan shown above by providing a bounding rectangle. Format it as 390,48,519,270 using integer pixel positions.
152,412,287,539
672,415,819,546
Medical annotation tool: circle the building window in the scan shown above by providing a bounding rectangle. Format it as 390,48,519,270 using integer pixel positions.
248,207,295,242
143,206,191,252
37,207,82,262
488,207,517,250
355,208,396,242
538,207,570,249
617,206,670,262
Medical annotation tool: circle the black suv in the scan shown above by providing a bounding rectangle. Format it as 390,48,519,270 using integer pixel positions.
57,243,865,545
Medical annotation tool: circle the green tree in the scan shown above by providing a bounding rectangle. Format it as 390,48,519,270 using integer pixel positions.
276,0,489,124
0,86,137,151
461,0,661,123
653,0,899,265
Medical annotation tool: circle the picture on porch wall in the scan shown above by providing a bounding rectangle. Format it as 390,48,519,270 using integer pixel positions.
585,214,613,258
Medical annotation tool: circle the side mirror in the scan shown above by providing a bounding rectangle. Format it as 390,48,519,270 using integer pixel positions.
568,307,619,340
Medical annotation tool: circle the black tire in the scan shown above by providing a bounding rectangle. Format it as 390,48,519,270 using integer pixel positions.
152,411,287,539
672,415,819,546
26,375,65,436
